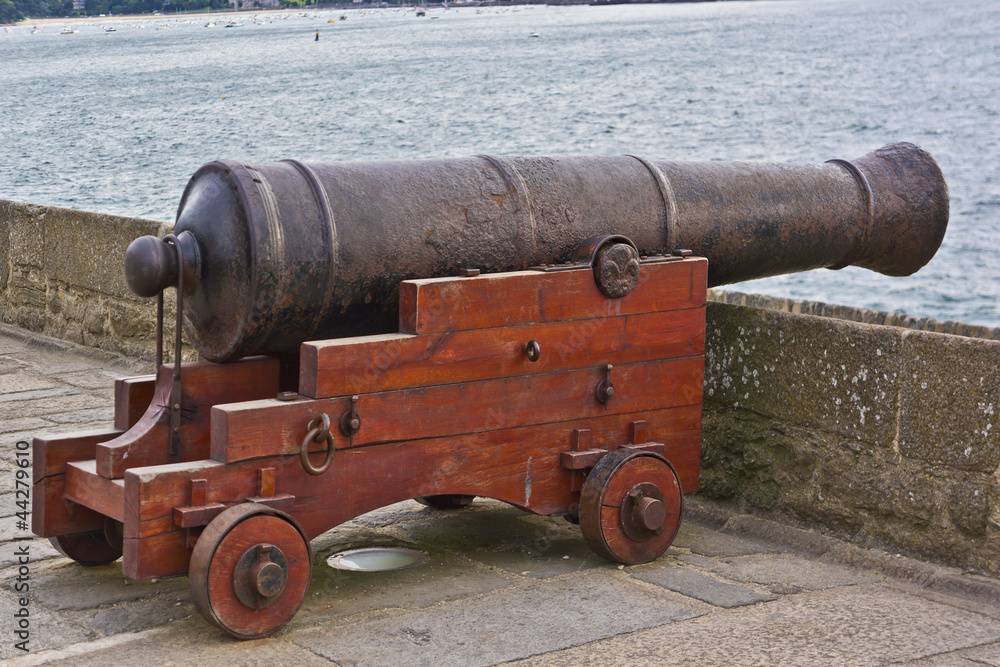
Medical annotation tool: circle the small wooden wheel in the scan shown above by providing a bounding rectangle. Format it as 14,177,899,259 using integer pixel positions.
579,448,683,565
189,504,312,639
50,518,124,566
414,494,475,510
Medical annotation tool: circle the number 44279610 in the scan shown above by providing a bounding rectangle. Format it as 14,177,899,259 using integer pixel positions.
15,441,30,531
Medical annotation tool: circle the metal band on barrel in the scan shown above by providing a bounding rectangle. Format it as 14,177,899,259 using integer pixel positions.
826,158,876,270
283,159,339,341
478,154,538,260
628,155,678,254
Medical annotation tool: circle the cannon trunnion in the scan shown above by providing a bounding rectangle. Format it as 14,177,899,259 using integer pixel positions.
32,145,949,639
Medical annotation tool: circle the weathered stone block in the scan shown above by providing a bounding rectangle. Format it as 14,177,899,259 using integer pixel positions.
700,406,818,511
705,303,902,447
109,298,158,339
898,330,1000,472
7,203,45,270
949,474,990,536
43,207,159,300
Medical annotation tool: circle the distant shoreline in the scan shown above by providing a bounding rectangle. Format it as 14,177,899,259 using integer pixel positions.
18,8,305,26
12,1,591,26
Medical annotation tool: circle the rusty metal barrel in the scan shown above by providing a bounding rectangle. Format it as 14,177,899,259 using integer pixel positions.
125,142,948,362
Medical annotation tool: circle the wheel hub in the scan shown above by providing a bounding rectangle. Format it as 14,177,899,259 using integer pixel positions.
620,482,667,542
234,544,288,610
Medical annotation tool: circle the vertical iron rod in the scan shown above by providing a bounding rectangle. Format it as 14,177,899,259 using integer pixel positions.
155,291,163,370
163,234,184,458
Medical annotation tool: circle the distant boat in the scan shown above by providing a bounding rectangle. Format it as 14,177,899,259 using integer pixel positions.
224,22,244,27
105,26,116,32
416,8,425,16
205,21,216,27
31,27,41,34
61,26,79,34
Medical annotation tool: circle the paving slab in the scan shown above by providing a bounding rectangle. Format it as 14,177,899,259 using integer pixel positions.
670,521,781,558
25,564,186,611
0,393,107,420
902,649,996,666
0,388,80,405
289,569,711,667
46,369,127,390
956,642,1000,666
0,538,61,569
512,586,1000,667
0,356,28,374
59,587,197,636
42,407,115,425
708,552,874,595
0,418,53,435
630,565,775,608
15,625,335,667
0,590,95,661
0,373,61,396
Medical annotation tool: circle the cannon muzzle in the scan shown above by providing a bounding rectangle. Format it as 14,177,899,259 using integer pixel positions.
125,142,948,362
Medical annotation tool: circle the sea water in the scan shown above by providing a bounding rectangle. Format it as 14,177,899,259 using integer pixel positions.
1,0,998,325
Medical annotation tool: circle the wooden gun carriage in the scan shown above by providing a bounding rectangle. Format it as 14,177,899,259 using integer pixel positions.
32,144,948,638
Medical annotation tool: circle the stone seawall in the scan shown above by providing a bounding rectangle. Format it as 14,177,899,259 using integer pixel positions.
702,291,1000,576
2,199,997,575
0,199,171,360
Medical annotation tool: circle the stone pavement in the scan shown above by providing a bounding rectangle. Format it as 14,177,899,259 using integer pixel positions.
3,322,1000,666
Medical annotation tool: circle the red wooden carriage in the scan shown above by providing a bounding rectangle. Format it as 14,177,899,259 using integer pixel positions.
33,241,706,638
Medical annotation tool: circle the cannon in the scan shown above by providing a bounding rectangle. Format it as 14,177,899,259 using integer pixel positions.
33,143,948,639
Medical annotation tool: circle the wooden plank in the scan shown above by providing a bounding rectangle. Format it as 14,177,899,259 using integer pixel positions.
123,405,700,579
95,356,281,479
302,307,705,399
399,257,707,334
173,503,226,528
33,428,123,484
216,356,703,464
32,475,107,537
124,531,193,580
31,425,125,536
114,375,156,430
66,461,126,522
147,405,700,541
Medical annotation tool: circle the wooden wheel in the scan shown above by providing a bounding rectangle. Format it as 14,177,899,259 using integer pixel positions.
50,518,124,566
579,448,683,565
414,495,475,510
189,504,312,639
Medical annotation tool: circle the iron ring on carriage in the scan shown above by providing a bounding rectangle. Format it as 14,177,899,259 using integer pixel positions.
300,413,334,476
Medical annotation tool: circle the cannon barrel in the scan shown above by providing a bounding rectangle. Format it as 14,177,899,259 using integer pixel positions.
125,142,949,362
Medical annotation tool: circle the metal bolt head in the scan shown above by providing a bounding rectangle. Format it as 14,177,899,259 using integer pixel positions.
635,497,666,532
251,560,286,599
